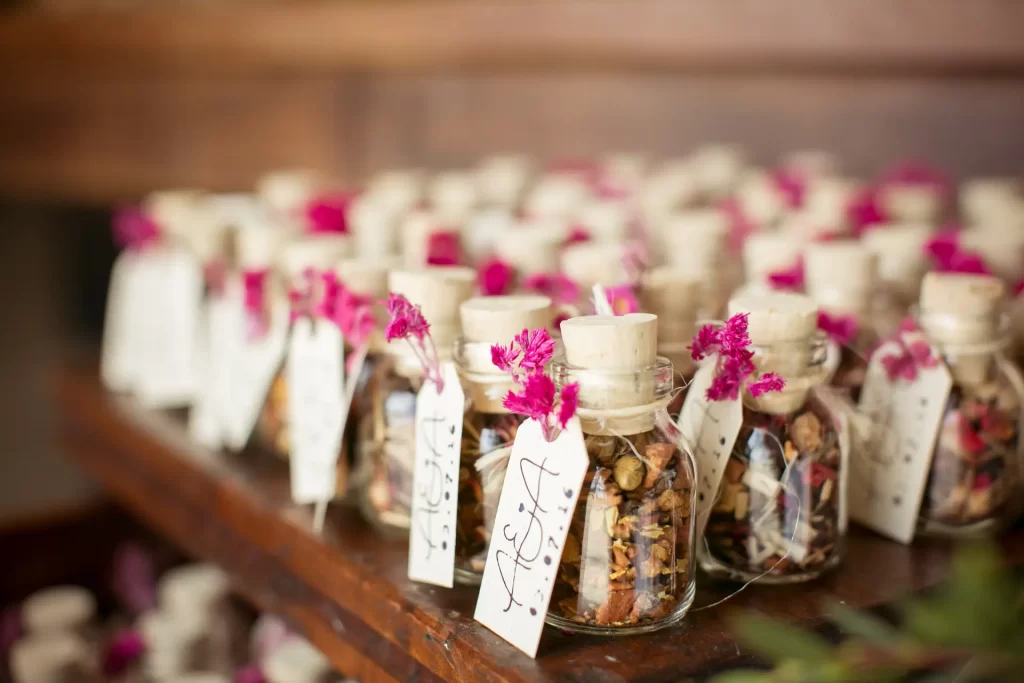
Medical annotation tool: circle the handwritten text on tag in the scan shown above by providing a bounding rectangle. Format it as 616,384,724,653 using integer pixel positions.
408,362,465,587
677,360,743,539
852,333,951,544
474,418,589,658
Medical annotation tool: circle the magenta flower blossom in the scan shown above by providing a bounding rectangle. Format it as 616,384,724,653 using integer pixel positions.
522,271,580,306
879,336,938,383
557,382,580,428
492,328,556,379
287,267,317,325
426,230,463,266
112,205,160,251
565,225,592,246
923,231,990,275
604,284,640,315
1015,279,1024,297
770,167,807,210
315,272,376,350
384,292,444,390
243,268,271,340
306,191,357,234
817,311,859,346
235,665,267,683
478,258,515,296
688,313,785,402
879,161,951,197
719,198,756,253
766,257,805,292
102,630,146,677
847,186,887,238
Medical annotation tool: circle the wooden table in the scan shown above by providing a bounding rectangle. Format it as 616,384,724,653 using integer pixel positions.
58,367,1024,682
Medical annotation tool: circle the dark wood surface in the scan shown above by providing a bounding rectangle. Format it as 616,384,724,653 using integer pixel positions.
57,367,1024,682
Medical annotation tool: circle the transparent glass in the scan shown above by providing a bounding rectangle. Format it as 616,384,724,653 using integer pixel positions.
698,335,846,583
546,357,697,635
829,326,879,403
918,328,1024,537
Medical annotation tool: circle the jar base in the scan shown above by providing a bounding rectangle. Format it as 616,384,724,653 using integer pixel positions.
544,580,696,636
916,516,1005,539
453,567,482,587
698,550,841,585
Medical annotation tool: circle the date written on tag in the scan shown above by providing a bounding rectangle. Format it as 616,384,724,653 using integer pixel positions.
474,418,589,658
408,362,465,588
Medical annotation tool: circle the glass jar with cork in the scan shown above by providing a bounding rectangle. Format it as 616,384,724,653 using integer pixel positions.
548,313,697,635
452,295,554,584
916,273,1024,536
661,209,731,319
358,267,476,534
638,267,701,412
861,224,934,339
695,292,847,584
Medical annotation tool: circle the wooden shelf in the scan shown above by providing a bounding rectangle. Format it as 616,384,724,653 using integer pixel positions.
3,0,1024,76
58,367,1024,682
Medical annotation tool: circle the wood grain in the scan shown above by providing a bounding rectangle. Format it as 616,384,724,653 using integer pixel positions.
58,366,1024,682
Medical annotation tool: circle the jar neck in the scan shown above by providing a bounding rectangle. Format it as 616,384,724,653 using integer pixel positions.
552,356,674,435
743,332,830,415
918,311,1011,388
454,337,515,413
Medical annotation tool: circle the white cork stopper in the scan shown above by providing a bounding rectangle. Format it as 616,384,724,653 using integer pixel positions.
22,586,96,635
477,155,534,208
603,152,648,191
400,209,457,268
640,160,700,230
206,194,269,232
879,183,942,224
690,144,745,200
662,209,727,271
493,223,565,275
388,266,476,349
862,223,934,298
367,168,423,216
258,169,325,219
159,564,229,616
524,174,589,220
961,177,1024,228
728,292,819,344
429,170,478,225
348,194,399,258
264,638,331,683
576,198,630,243
960,230,1024,281
735,169,786,228
561,313,658,371
804,240,877,315
920,272,1005,322
236,228,285,269
742,231,803,286
279,235,352,279
801,177,861,230
145,190,205,239
11,633,91,683
184,198,229,263
335,256,396,298
778,211,844,243
560,242,629,289
460,295,553,345
639,268,700,374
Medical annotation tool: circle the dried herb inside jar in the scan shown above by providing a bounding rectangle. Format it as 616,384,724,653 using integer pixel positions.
922,386,1021,526
703,404,842,578
553,430,693,627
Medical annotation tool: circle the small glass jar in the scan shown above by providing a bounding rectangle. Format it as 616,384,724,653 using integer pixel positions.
862,225,933,339
916,273,1024,537
639,267,700,415
698,293,846,584
548,314,697,635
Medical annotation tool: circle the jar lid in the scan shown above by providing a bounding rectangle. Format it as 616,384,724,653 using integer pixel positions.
368,169,423,215
639,160,700,224
804,240,877,295
920,272,1005,320
11,633,90,682
735,169,786,227
388,266,476,347
460,295,552,345
801,177,860,227
22,586,95,634
561,313,657,371
960,177,1023,227
348,195,398,258
728,291,818,344
639,267,700,337
560,241,629,289
959,230,1024,281
280,235,352,279
159,564,230,614
689,144,745,199
575,198,630,243
493,222,565,275
477,155,534,208
400,209,453,268
335,256,397,299
258,169,325,219
263,637,331,683
145,190,205,238
236,226,285,269
524,174,589,220
879,183,942,223
663,209,727,269
429,171,478,224
742,231,803,284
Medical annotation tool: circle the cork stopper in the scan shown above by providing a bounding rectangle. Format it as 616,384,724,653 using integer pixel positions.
727,292,822,414
778,210,846,243
640,160,700,231
11,633,91,683
263,638,331,683
493,223,565,275
561,242,629,289
22,586,96,635
185,201,228,263
801,177,860,229
861,223,933,299
561,313,657,371
919,272,1005,335
159,565,229,616
524,174,589,220
348,194,398,258
639,268,700,375
388,266,476,355
335,257,396,298
742,231,803,286
477,155,534,208
960,177,1024,228
368,169,423,216
879,183,942,224
258,169,325,219
145,190,204,238
460,295,553,345
662,209,727,271
279,235,352,280
429,171,478,225
576,198,630,243
736,170,785,228
690,144,745,200
804,241,877,316
960,230,1024,281
401,209,457,268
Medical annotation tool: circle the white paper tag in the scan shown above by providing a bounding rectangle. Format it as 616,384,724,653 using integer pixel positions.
677,361,743,539
851,332,952,544
187,298,220,449
287,319,346,504
224,297,290,452
101,252,143,393
407,362,465,588
136,246,204,408
474,417,589,658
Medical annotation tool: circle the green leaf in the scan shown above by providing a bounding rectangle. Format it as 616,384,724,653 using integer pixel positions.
706,671,775,683
826,602,899,644
730,613,835,664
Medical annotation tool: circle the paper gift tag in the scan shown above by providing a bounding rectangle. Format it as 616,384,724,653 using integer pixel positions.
187,299,220,449
474,417,588,658
851,332,952,544
677,360,743,539
189,292,243,449
136,246,204,408
407,362,465,588
101,252,144,393
224,298,290,452
286,318,346,504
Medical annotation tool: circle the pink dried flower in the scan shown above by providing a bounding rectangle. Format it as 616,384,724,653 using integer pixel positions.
847,186,887,238
817,311,859,346
604,284,640,315
306,192,357,234
898,317,921,334
924,231,990,275
243,268,271,340
879,161,951,197
878,334,938,383
770,167,806,210
766,257,805,292
565,225,592,246
384,292,444,390
235,665,267,683
522,271,580,305
102,630,146,677
316,272,375,349
287,268,317,324
426,230,463,266
1014,279,1024,297
688,313,785,402
112,205,160,250
504,372,556,420
557,382,580,429
478,258,515,296
490,328,555,381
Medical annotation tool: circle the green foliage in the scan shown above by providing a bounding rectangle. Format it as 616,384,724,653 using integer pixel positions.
709,543,1024,683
